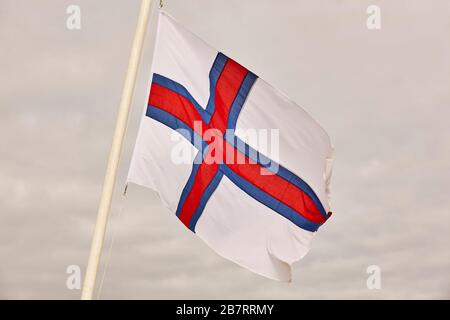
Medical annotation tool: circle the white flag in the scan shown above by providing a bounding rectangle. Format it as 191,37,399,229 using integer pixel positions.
128,11,334,281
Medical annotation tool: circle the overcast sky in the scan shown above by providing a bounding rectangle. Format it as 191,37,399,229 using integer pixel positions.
0,0,449,299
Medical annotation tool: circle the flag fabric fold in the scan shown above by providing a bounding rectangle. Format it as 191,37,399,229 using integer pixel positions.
128,11,334,281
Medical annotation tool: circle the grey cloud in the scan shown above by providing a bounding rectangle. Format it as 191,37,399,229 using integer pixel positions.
0,0,449,299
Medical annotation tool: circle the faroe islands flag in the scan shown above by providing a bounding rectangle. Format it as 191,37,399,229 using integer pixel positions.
128,11,334,281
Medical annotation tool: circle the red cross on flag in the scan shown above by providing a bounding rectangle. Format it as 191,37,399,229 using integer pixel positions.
128,11,334,281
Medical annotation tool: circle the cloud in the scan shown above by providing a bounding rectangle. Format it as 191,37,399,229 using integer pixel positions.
0,0,449,299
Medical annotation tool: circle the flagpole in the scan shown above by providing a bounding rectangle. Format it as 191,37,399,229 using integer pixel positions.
81,0,153,300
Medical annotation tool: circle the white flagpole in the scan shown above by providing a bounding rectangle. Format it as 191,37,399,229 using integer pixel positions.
81,0,153,300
